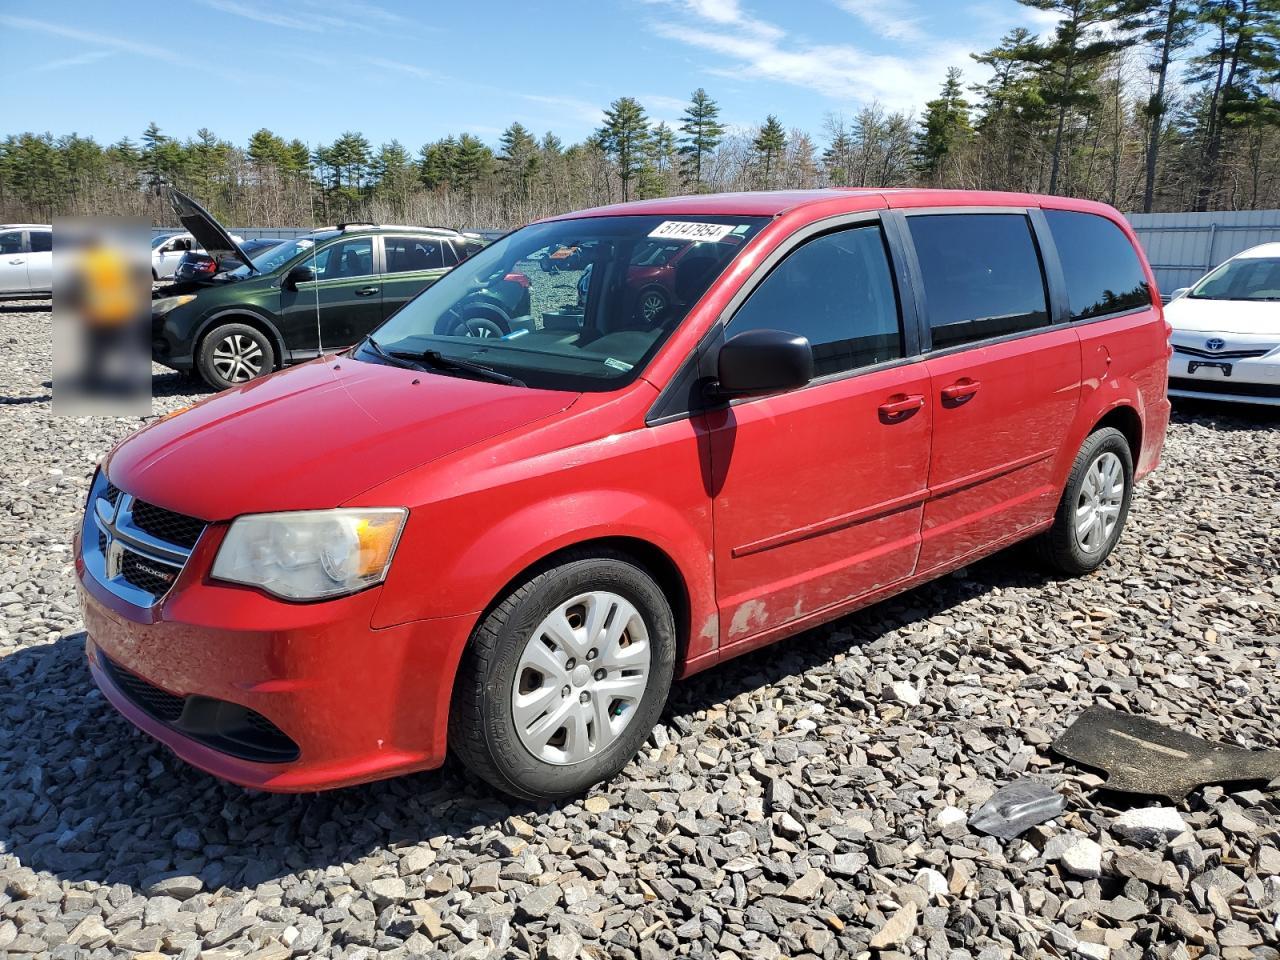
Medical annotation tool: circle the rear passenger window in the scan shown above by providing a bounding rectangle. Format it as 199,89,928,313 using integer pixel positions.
1044,210,1151,320
908,214,1050,350
726,225,903,377
30,231,52,253
384,237,445,273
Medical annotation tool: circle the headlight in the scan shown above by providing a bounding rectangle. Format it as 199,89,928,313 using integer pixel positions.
152,294,197,316
211,508,407,600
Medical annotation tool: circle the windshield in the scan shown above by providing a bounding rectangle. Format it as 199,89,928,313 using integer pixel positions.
227,237,317,277
357,214,765,391
1191,256,1280,301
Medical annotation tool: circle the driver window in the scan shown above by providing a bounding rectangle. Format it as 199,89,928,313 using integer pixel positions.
0,231,22,254
726,225,904,378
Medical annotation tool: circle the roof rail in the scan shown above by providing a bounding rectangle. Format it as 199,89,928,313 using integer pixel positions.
334,222,464,236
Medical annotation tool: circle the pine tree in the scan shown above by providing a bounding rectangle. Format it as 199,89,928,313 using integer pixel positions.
678,88,726,189
1116,0,1201,212
752,115,787,188
597,97,651,201
418,136,459,190
1186,0,1280,210
247,128,289,170
499,122,540,199
915,68,973,182
1018,0,1122,194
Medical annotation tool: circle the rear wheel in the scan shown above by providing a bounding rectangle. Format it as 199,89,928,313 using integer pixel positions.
1037,427,1133,575
450,551,676,800
196,322,274,390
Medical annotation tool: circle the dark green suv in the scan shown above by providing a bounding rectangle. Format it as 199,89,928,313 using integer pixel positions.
153,190,487,389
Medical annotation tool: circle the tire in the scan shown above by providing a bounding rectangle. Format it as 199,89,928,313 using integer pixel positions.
450,550,677,800
196,322,275,390
1036,427,1134,576
450,315,507,339
634,287,669,325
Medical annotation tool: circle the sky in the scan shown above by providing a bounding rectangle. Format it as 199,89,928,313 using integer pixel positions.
0,0,1063,150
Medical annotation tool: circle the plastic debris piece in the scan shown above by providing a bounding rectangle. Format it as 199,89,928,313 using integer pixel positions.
1052,706,1280,802
969,779,1067,841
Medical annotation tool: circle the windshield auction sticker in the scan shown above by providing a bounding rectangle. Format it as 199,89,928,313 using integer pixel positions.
648,221,736,242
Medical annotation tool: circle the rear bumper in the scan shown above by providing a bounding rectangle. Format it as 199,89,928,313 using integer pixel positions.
78,544,476,792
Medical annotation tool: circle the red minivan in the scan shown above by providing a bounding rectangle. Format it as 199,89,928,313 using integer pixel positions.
77,190,1170,800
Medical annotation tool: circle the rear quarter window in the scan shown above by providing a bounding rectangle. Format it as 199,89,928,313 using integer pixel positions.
1044,210,1152,321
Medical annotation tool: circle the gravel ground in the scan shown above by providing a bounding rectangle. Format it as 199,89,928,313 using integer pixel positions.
1,300,1279,960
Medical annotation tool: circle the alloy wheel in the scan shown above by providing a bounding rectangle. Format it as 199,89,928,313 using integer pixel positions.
211,334,265,383
639,291,666,323
511,591,651,765
1075,451,1125,553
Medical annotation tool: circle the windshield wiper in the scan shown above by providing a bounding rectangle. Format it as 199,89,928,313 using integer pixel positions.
391,347,526,387
363,336,427,372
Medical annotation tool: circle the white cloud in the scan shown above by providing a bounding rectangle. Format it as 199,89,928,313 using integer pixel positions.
32,49,114,73
0,15,184,64
365,57,443,81
196,0,326,31
833,0,927,43
640,93,694,114
648,12,940,114
520,94,606,126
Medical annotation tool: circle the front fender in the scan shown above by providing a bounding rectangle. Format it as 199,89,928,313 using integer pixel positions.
372,487,712,639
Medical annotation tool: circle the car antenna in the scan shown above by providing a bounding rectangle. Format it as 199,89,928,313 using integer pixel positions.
307,163,323,361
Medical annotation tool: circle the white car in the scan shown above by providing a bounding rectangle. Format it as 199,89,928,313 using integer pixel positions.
0,224,52,299
1165,242,1280,407
152,230,242,280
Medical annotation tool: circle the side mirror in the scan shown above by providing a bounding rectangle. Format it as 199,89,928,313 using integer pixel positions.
714,329,813,398
285,264,316,289
1168,287,1189,301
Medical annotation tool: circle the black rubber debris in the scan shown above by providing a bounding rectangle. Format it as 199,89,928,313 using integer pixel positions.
969,780,1068,840
1052,705,1280,802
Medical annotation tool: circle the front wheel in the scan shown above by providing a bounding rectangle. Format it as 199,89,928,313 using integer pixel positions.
1037,427,1134,575
450,551,676,800
196,322,274,390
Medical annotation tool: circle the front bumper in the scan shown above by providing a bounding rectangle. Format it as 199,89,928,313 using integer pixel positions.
1169,332,1280,406
151,313,195,372
77,530,476,792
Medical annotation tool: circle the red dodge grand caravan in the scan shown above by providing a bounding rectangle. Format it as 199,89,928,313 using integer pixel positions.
77,190,1170,799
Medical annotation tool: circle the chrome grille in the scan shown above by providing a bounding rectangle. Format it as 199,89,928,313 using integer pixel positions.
1173,344,1270,360
81,472,207,607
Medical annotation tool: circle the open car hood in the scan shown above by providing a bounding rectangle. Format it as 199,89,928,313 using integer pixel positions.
168,188,253,272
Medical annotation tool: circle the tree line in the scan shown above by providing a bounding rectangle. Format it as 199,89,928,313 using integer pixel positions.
2,0,1278,229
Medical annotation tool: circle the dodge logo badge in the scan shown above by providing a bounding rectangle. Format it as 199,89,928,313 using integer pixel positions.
1205,337,1226,351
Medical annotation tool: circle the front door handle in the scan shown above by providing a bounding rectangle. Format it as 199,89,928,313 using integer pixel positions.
941,378,981,406
878,393,925,423
8,258,24,265
354,286,379,296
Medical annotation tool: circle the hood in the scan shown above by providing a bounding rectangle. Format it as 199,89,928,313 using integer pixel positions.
168,188,253,272
106,359,577,519
1164,295,1280,335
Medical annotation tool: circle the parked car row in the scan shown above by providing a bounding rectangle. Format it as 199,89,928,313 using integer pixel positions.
0,223,52,299
151,190,490,388
81,188,1173,800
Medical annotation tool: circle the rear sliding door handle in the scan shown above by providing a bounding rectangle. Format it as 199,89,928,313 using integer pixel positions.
878,393,925,423
354,286,380,296
941,378,981,406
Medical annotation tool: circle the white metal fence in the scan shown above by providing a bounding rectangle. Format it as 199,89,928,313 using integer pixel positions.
1126,210,1280,296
